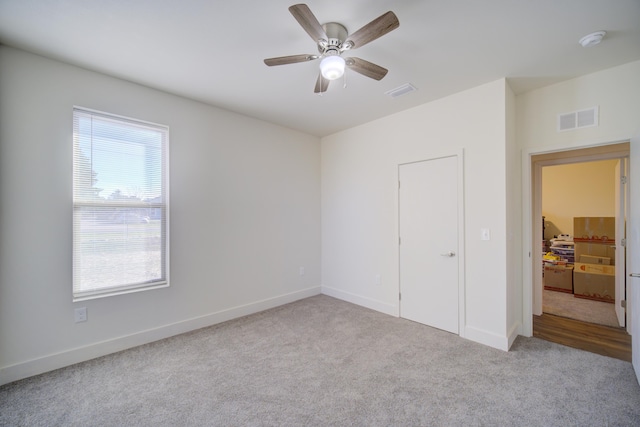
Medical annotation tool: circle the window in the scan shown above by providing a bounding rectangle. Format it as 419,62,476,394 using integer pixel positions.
73,107,169,300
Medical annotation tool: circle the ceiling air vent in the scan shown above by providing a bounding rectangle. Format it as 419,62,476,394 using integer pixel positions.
557,106,599,132
385,83,417,98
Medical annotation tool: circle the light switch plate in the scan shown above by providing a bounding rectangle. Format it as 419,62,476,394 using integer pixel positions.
481,228,491,241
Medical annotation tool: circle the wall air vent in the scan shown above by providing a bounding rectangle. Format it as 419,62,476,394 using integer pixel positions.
385,83,417,98
557,106,599,132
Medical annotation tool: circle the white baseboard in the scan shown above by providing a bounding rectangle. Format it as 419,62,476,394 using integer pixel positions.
320,286,518,353
0,286,321,386
321,286,397,316
464,325,510,351
507,321,521,350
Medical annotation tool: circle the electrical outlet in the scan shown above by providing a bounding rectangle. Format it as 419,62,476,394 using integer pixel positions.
299,266,305,276
74,307,87,323
375,274,381,286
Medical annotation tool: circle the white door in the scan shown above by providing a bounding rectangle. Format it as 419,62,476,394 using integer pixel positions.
399,156,459,334
614,158,628,327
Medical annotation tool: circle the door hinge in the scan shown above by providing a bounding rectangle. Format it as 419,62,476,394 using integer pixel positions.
399,237,401,245
398,180,401,189
621,238,627,247
621,176,628,185
399,292,401,301
621,300,627,309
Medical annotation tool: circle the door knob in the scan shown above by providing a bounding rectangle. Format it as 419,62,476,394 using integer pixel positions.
440,251,456,257
630,273,640,278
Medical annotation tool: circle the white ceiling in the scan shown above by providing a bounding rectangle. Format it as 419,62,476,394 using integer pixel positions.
1,0,639,137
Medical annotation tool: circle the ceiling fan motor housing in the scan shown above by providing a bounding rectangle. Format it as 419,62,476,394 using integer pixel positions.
319,22,349,56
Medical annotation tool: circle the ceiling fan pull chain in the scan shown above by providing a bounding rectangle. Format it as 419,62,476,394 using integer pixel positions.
343,69,348,88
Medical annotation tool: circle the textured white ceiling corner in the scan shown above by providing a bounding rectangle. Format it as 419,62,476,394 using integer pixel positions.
1,0,639,137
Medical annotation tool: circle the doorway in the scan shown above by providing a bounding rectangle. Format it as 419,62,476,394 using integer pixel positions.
530,142,630,356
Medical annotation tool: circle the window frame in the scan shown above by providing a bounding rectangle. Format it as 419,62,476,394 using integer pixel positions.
72,106,170,301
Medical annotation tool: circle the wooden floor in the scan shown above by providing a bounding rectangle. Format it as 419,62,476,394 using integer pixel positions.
533,313,632,362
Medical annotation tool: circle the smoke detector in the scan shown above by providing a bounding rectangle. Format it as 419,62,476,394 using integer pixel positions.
579,31,606,47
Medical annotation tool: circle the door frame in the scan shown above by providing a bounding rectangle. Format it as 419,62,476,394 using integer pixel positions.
521,141,631,336
397,149,466,338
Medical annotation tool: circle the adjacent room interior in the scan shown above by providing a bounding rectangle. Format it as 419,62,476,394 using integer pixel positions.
542,159,621,327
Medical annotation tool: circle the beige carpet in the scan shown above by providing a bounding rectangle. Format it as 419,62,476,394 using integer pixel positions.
543,289,620,327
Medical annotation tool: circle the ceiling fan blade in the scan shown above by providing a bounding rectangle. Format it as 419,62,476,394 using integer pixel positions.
346,57,388,80
314,73,329,93
289,4,328,43
344,11,399,49
264,54,319,66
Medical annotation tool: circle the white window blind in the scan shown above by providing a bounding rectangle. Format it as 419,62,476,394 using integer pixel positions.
72,107,169,301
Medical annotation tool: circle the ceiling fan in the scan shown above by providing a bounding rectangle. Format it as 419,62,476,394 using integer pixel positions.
264,4,399,93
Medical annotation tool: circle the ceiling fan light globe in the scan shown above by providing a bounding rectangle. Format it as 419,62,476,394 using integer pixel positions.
320,55,346,80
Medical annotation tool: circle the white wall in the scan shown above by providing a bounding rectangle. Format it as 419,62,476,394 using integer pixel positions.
517,60,640,335
542,160,618,238
517,61,640,151
505,83,522,348
0,46,321,385
321,79,514,350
